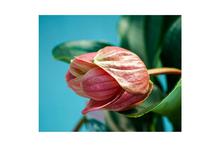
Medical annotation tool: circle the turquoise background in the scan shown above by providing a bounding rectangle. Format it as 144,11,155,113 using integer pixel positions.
39,16,120,131
39,15,172,131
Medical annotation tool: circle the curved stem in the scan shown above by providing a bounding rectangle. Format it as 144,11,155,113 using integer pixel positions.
148,67,181,76
72,116,86,132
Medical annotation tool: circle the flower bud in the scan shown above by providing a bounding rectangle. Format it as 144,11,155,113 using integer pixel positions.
66,46,153,114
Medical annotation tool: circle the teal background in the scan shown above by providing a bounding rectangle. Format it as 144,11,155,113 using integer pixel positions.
39,15,172,131
39,16,120,131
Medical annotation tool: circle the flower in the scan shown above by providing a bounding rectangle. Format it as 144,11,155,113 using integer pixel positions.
66,46,153,114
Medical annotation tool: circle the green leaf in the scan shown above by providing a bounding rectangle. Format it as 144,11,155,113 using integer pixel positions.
160,16,180,43
119,79,181,131
152,15,180,68
152,80,181,115
152,79,181,131
118,16,164,68
160,17,181,92
52,40,112,63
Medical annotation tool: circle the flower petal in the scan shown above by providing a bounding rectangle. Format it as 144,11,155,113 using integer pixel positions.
94,46,149,94
69,52,97,77
66,70,89,98
81,67,122,101
105,81,154,111
66,70,75,82
82,93,122,114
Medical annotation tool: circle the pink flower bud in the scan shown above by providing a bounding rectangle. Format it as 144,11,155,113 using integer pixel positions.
66,46,153,114
81,67,121,101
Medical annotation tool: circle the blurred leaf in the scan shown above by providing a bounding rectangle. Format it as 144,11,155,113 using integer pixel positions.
118,16,163,68
160,17,181,92
85,119,107,131
160,16,180,43
150,113,165,131
152,79,181,131
152,15,180,68
119,85,163,118
85,111,107,131
52,40,112,63
104,111,155,131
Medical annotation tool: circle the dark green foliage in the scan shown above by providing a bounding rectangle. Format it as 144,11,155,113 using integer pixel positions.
160,17,181,92
119,16,164,68
52,40,112,63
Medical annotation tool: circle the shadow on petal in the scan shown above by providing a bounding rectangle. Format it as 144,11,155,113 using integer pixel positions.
82,92,123,114
105,81,153,111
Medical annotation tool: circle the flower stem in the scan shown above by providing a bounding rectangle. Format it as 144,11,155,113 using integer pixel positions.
72,116,86,132
148,67,181,76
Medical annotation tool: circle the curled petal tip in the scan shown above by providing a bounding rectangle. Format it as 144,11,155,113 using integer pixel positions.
105,81,153,112
69,52,97,77
82,94,121,114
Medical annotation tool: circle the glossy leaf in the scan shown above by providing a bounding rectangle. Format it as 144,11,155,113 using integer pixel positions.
152,80,181,114
160,17,181,92
160,16,180,44
152,79,181,131
152,15,180,68
52,40,112,63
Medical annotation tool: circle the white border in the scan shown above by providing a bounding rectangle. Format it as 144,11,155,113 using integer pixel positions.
1,0,220,146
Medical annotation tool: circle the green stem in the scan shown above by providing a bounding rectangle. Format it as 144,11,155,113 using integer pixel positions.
148,67,181,76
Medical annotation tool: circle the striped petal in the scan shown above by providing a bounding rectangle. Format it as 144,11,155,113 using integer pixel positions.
93,46,150,94
69,52,97,77
66,70,89,98
81,67,122,101
82,93,122,114
105,81,154,111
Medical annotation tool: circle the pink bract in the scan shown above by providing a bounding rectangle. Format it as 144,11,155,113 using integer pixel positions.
66,46,153,114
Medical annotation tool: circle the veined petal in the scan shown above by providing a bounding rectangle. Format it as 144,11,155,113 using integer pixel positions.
66,70,75,82
66,70,89,98
69,52,97,77
105,81,153,111
82,93,122,114
94,46,149,94
81,67,122,101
